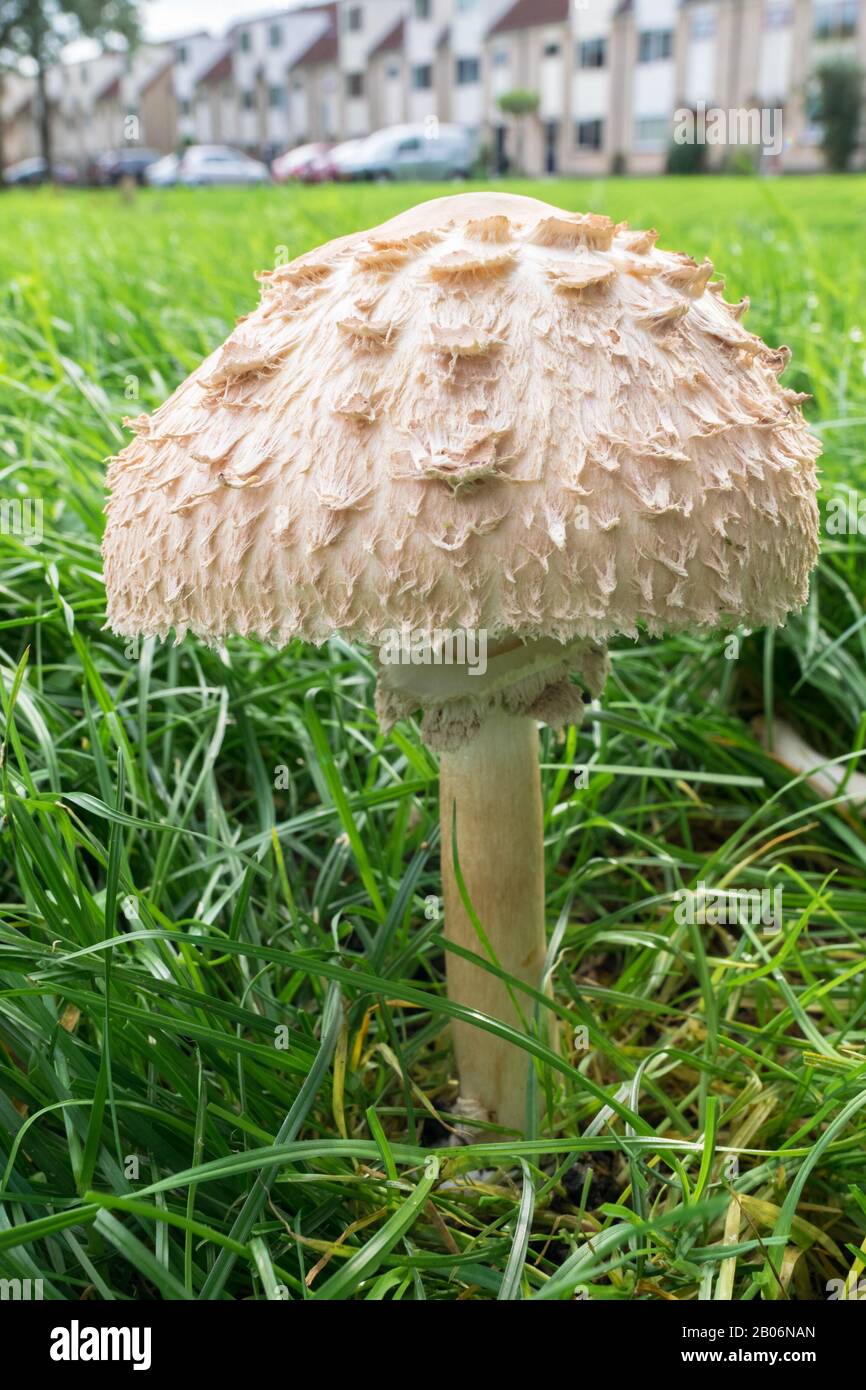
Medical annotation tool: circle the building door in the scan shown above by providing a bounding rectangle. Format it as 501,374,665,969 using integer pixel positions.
495,124,508,174
545,121,558,174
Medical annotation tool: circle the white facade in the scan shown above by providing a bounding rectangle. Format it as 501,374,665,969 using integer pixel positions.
230,8,334,152
452,0,512,130
631,0,678,152
338,0,407,135
172,33,226,141
682,2,718,105
572,0,617,138
406,0,448,122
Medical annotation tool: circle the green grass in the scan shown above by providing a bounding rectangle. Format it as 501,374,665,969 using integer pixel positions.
1,175,866,1302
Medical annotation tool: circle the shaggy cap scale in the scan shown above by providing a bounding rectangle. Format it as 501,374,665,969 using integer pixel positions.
103,192,820,742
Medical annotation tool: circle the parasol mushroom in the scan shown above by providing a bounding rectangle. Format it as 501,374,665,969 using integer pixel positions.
103,192,821,1135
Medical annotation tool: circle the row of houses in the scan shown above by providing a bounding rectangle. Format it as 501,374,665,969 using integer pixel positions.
2,0,865,176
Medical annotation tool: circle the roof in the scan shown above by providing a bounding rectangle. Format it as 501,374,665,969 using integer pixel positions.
138,56,175,97
369,17,404,58
292,6,338,67
95,73,121,102
487,0,568,36
197,45,233,85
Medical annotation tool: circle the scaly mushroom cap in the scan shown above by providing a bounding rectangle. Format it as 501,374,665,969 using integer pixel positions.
104,192,820,746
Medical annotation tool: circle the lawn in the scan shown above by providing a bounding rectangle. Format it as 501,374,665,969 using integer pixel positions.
1,175,866,1302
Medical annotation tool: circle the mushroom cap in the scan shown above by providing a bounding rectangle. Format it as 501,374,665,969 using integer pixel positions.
104,191,820,657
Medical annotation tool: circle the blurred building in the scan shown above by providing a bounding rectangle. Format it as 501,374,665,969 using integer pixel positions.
2,0,864,174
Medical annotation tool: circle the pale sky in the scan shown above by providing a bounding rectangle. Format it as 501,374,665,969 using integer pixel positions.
141,0,307,42
64,0,311,58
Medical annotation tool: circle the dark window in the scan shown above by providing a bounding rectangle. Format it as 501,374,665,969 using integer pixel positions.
634,115,669,145
268,85,286,108
576,118,603,150
638,29,673,61
241,89,255,110
813,0,858,37
268,23,282,47
346,71,364,98
238,30,251,52
455,56,480,83
176,44,189,64
412,63,433,89
414,0,432,16
543,42,561,57
577,37,606,68
345,6,363,31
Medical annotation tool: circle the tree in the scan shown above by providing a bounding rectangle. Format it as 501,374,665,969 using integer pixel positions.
0,0,140,172
497,88,539,176
813,56,864,172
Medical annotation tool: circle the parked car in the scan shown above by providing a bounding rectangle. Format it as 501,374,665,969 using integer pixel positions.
144,153,180,187
271,142,332,184
91,147,163,186
311,138,368,182
341,124,475,182
146,145,270,187
3,156,78,186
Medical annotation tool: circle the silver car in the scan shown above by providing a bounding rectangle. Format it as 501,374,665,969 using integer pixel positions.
344,124,475,181
147,146,270,187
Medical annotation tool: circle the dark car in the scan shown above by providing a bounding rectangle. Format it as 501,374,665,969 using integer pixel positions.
3,156,78,186
91,148,163,186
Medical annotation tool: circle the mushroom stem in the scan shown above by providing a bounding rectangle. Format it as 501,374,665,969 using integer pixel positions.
439,711,549,1135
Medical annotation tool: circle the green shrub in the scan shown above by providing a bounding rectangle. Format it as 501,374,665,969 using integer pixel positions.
813,57,865,171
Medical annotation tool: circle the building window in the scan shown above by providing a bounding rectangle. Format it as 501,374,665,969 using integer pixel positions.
268,23,282,47
241,89,255,110
176,44,188,64
492,47,509,67
543,41,561,57
385,60,400,78
576,118,603,149
239,30,251,52
637,29,674,61
412,63,432,89
80,65,89,83
813,0,859,37
634,115,670,146
346,71,364,98
268,85,286,108
455,56,480,83
414,0,432,16
345,6,363,31
763,1,793,25
577,37,606,68
180,98,192,116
